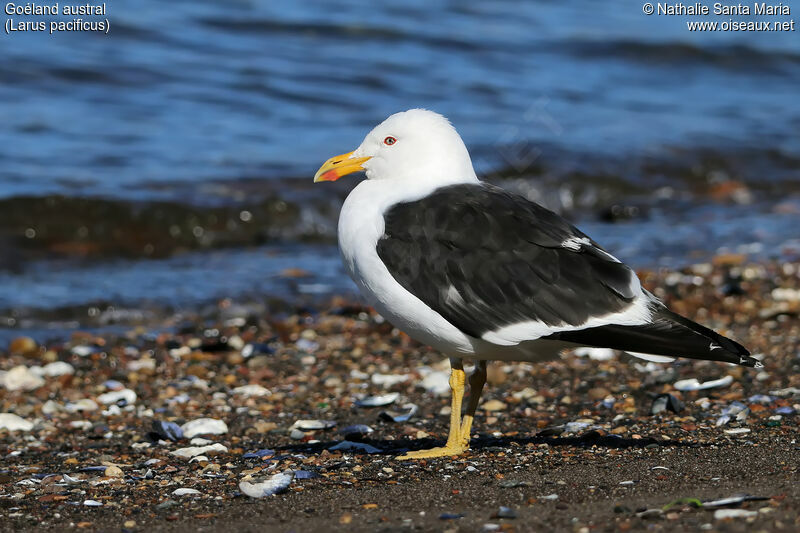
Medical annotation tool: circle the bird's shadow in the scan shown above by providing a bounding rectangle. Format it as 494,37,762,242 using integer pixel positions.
271,430,707,459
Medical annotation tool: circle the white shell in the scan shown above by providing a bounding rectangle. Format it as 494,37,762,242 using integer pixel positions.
239,472,294,498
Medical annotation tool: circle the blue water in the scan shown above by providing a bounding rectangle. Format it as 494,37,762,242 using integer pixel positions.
3,0,798,197
1,0,799,333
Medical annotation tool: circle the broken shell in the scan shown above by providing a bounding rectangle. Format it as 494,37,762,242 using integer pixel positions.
171,443,228,459
338,425,374,437
150,420,183,442
239,471,294,498
173,488,201,496
674,375,733,391
329,440,383,454
354,393,399,407
651,394,684,415
290,419,336,431
378,403,418,423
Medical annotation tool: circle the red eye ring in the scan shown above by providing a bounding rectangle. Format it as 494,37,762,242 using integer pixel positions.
383,136,397,146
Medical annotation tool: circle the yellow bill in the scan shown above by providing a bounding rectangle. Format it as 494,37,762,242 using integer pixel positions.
313,151,371,182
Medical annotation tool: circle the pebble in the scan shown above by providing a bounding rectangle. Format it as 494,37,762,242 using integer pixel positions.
104,466,123,478
9,336,38,357
65,399,99,412
587,387,610,401
83,500,103,507
97,388,137,405
482,399,507,412
239,471,294,498
0,413,34,431
37,361,75,377
371,373,409,388
71,345,99,357
0,365,45,391
420,370,450,396
231,384,270,397
181,418,228,438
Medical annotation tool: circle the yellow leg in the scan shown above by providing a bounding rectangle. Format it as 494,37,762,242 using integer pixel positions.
458,360,487,447
398,359,468,459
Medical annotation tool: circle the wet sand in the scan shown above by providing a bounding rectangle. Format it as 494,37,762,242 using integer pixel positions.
1,259,798,532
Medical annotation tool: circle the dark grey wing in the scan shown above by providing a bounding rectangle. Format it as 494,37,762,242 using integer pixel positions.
376,183,640,341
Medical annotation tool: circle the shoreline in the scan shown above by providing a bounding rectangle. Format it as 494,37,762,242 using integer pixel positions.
1,257,798,531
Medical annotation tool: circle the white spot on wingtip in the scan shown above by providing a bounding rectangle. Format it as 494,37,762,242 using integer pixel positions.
561,237,591,251
709,342,722,351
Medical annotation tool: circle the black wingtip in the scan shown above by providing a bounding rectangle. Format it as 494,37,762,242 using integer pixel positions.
739,355,763,369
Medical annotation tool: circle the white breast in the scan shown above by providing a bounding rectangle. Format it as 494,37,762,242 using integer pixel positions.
337,178,478,356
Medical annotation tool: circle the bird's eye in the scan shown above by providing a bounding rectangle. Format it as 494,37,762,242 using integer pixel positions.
383,136,397,146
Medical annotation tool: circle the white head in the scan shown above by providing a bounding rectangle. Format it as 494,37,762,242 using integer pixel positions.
314,109,477,185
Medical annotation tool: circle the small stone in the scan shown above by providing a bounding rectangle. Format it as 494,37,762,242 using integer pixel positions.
0,413,34,432
40,361,74,377
420,370,451,396
0,365,45,391
104,466,123,478
65,399,99,412
181,418,228,438
9,336,38,357
486,364,506,386
482,399,507,412
97,389,137,405
123,521,136,528
588,387,610,401
232,384,270,397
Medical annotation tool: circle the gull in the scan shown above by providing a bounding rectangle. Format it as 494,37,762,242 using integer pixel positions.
313,109,757,458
